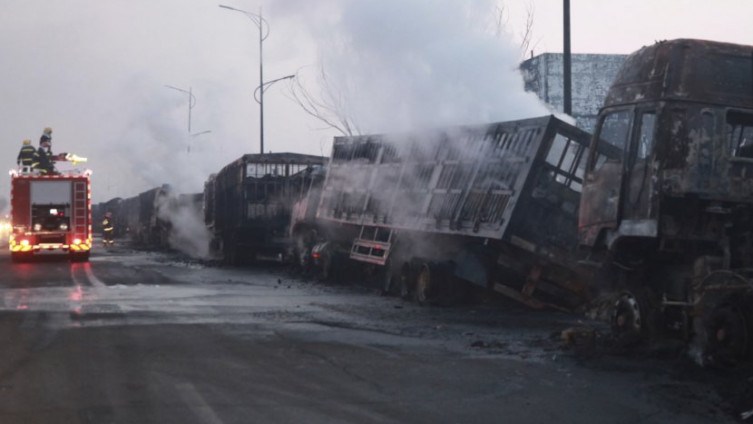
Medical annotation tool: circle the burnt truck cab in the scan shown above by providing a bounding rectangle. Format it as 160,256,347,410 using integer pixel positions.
580,39,753,268
578,39,753,359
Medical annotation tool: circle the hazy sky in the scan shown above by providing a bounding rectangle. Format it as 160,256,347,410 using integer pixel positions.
1,0,752,204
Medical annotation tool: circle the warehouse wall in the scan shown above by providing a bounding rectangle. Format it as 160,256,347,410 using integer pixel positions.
520,53,627,133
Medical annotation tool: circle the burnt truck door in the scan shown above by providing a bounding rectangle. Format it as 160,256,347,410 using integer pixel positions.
622,110,657,222
579,109,632,247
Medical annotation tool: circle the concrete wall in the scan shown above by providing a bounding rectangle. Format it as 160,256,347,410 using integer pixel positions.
520,53,627,133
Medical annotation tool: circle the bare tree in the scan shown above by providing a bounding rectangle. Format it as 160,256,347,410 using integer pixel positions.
495,0,539,59
286,65,361,137
518,2,537,59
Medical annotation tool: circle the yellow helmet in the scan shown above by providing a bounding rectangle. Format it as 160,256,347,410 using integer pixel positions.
43,127,52,135
22,139,31,145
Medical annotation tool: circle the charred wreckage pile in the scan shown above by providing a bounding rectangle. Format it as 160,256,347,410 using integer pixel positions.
94,39,753,366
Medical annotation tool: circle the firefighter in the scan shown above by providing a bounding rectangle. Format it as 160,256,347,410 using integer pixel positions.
34,138,54,174
34,128,56,174
39,126,52,145
16,139,36,169
102,211,114,246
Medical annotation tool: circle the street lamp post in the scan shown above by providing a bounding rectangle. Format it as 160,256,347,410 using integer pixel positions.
219,4,270,154
164,85,196,133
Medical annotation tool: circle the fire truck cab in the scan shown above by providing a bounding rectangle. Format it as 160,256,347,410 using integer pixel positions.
9,168,92,262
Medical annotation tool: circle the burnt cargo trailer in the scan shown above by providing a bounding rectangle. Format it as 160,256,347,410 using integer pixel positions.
117,184,173,247
311,115,598,310
205,153,327,264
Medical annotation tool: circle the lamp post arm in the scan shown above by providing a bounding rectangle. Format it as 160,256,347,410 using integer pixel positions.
219,4,269,39
164,85,196,133
253,74,295,104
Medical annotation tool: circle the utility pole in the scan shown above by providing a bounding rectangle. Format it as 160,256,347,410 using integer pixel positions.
563,0,572,115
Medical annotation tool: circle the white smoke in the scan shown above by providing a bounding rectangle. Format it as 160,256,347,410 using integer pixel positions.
272,0,550,134
154,192,212,259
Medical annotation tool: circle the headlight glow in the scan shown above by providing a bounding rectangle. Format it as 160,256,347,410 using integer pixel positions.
59,223,68,230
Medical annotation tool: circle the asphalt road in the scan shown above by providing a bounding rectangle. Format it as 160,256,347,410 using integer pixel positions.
0,241,749,423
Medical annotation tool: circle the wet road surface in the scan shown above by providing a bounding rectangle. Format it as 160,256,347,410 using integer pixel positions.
0,241,748,423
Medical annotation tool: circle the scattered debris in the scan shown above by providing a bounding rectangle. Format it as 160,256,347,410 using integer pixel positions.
561,327,596,349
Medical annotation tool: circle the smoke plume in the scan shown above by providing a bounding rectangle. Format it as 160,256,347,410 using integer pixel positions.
273,0,551,134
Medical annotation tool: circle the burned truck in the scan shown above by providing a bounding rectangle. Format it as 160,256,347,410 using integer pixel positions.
113,184,174,248
299,115,600,310
579,39,753,363
204,153,326,264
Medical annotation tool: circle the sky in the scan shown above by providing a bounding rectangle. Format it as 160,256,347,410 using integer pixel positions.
1,0,752,206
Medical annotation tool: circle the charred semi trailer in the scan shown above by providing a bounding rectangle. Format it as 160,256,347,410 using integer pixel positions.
115,184,174,248
303,116,598,310
204,153,326,264
104,188,202,250
579,39,753,363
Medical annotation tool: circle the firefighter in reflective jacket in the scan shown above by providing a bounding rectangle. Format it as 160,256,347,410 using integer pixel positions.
17,139,36,168
102,212,114,245
34,128,55,174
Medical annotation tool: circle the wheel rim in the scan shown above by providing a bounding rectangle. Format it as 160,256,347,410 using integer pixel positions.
612,293,642,337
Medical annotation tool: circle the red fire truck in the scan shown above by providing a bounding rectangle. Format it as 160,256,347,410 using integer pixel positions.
9,169,92,262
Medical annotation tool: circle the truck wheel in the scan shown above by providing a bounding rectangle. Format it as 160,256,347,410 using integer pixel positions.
382,262,416,299
611,291,654,346
321,253,334,281
415,263,439,305
293,234,310,271
704,295,751,366
397,262,415,300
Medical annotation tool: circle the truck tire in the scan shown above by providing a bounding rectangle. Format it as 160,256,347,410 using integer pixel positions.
399,263,415,300
415,262,440,305
610,289,657,347
321,253,334,281
703,293,753,366
384,262,415,300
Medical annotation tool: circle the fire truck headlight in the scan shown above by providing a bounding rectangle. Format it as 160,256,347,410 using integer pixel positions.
59,223,68,230
73,238,82,245
20,239,29,247
33,223,41,231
